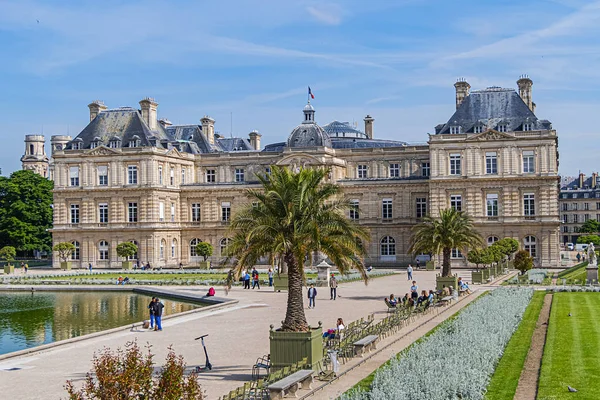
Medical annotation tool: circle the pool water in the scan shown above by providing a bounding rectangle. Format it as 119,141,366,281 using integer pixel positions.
0,291,201,355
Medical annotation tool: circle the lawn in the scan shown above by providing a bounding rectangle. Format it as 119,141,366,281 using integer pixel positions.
537,293,600,400
44,273,229,281
485,291,545,399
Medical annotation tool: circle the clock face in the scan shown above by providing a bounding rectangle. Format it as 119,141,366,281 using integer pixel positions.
56,144,63,150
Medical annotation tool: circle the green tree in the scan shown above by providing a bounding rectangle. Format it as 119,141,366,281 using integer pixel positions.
576,235,600,246
467,248,485,269
409,208,483,277
514,250,534,275
0,170,53,254
226,166,370,332
480,247,496,267
116,242,138,259
579,219,600,234
496,237,519,259
0,246,16,266
53,242,75,262
195,242,213,262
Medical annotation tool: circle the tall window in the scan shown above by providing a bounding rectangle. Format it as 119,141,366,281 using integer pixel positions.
523,123,533,131
572,203,578,211
98,203,109,223
523,151,535,173
69,166,80,186
585,203,590,211
172,239,177,258
486,194,498,217
159,202,165,222
128,202,138,222
98,166,108,186
562,203,568,211
160,239,166,259
191,203,201,222
585,214,591,222
451,248,463,258
421,162,430,177
70,204,80,224
71,241,80,260
206,169,216,183
99,240,109,260
221,202,231,222
170,168,175,185
382,198,393,220
170,203,175,222
416,198,427,218
389,163,400,178
190,238,201,257
235,168,245,182
450,195,462,212
449,154,461,175
473,125,483,134
449,126,461,134
487,236,499,246
524,193,535,216
524,236,536,258
129,240,138,260
158,166,163,185
181,168,186,184
485,152,498,174
349,200,359,220
562,214,568,223
127,166,138,184
498,124,507,133
357,165,367,179
380,236,396,256
220,238,231,256
573,214,579,224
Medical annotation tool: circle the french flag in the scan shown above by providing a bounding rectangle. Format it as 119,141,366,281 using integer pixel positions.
308,86,314,99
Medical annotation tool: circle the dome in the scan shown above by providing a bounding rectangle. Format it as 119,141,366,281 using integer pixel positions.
303,103,315,112
287,123,332,148
322,120,367,139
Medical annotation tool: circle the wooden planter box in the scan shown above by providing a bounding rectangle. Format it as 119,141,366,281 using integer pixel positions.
198,261,211,270
60,261,72,271
436,274,458,291
472,270,484,284
425,261,435,271
3,265,14,274
273,274,288,292
122,261,133,270
269,325,323,372
482,268,490,281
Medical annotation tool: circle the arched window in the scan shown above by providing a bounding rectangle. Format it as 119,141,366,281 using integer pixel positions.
380,236,396,256
160,239,166,259
99,240,109,260
129,240,138,260
524,236,536,258
487,236,499,246
171,239,177,258
71,241,80,260
220,238,231,256
190,238,202,257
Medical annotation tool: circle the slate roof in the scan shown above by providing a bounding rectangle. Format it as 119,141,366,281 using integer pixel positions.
217,137,255,152
262,137,408,152
322,121,367,138
435,87,552,134
560,175,600,190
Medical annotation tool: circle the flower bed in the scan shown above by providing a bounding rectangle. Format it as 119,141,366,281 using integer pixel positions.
507,268,549,285
342,287,533,400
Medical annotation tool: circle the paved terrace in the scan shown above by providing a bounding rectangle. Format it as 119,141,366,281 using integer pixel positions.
0,270,485,399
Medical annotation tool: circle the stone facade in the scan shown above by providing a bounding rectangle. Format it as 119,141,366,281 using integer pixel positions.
47,78,560,269
559,172,600,244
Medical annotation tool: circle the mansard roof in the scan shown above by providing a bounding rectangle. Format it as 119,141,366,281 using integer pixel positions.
262,137,408,152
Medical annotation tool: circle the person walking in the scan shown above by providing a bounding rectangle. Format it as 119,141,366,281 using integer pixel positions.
416,259,421,269
244,270,251,289
329,274,338,300
307,284,317,309
252,267,260,289
23,263,28,274
153,298,164,331
410,281,419,303
148,296,156,330
88,262,93,272
407,264,413,280
268,268,274,287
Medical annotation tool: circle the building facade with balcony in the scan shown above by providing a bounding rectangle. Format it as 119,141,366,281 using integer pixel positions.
559,172,600,244
46,77,560,269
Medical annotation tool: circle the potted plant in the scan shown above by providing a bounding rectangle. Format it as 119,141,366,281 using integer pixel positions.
226,166,370,371
409,208,482,291
116,242,138,270
195,242,213,269
53,242,75,271
467,248,485,284
0,246,16,274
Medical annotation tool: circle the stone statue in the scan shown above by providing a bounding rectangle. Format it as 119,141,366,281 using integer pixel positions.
588,243,597,267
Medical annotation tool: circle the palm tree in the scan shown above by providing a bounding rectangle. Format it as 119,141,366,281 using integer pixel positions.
409,208,482,277
226,166,370,332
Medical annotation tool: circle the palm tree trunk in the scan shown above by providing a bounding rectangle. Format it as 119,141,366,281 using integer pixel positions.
281,252,309,332
442,247,451,277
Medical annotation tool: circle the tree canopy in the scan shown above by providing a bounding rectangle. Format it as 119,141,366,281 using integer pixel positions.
53,242,75,262
195,242,213,262
0,170,53,254
577,234,600,246
579,219,600,234
116,242,138,259
0,246,16,265
514,250,534,274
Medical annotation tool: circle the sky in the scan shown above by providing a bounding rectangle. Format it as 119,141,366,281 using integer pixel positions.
1,0,599,176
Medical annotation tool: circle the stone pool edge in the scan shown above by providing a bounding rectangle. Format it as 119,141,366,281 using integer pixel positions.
0,285,238,362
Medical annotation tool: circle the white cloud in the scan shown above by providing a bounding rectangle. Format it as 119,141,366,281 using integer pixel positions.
306,4,344,25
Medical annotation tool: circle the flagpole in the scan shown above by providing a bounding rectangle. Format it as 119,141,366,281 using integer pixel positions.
307,86,310,104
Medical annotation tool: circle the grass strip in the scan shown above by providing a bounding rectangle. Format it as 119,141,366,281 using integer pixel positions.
557,261,587,278
484,290,545,399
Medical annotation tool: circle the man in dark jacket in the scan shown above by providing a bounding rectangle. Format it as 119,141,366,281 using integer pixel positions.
307,284,317,309
152,298,165,331
148,297,156,329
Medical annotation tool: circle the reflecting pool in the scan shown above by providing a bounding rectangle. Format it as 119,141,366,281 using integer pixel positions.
0,291,202,355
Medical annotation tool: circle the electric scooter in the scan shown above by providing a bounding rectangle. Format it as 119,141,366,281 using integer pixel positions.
195,334,212,372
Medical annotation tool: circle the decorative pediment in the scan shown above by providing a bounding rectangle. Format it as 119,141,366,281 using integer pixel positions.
276,153,322,171
466,129,515,141
166,147,183,158
86,146,120,155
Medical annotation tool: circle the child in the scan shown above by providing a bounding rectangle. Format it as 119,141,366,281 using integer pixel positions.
307,284,317,309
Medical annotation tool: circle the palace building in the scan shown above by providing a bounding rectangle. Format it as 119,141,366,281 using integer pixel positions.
36,76,560,269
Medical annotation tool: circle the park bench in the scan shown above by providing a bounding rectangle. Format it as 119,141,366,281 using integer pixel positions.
353,334,378,357
267,369,314,399
458,287,469,296
252,354,270,380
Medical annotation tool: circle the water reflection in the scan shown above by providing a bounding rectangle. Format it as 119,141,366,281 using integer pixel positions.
0,291,201,355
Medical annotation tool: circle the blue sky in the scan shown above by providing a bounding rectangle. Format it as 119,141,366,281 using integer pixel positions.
1,0,599,176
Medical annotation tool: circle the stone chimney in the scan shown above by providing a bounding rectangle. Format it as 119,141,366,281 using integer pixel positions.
592,172,598,189
454,78,470,110
139,97,158,131
158,118,172,128
364,115,374,139
88,100,107,122
201,116,215,145
249,130,262,150
517,75,535,113
579,172,585,189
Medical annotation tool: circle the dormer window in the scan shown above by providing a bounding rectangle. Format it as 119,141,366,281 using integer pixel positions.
449,126,461,134
473,125,484,134
109,137,121,148
72,138,83,150
497,124,508,133
129,135,140,148
90,142,97,149
523,123,533,131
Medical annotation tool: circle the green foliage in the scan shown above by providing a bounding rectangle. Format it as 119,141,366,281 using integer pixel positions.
514,250,534,274
578,219,600,234
497,237,519,256
467,248,485,268
53,242,76,262
0,170,54,253
488,244,505,263
409,208,483,277
227,166,370,331
116,242,138,259
195,242,213,261
0,246,16,264
65,341,204,399
576,234,600,246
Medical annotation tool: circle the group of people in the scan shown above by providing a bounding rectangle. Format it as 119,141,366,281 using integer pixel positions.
241,267,265,289
307,274,339,309
147,297,165,331
19,262,29,273
386,280,436,309
116,276,130,285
